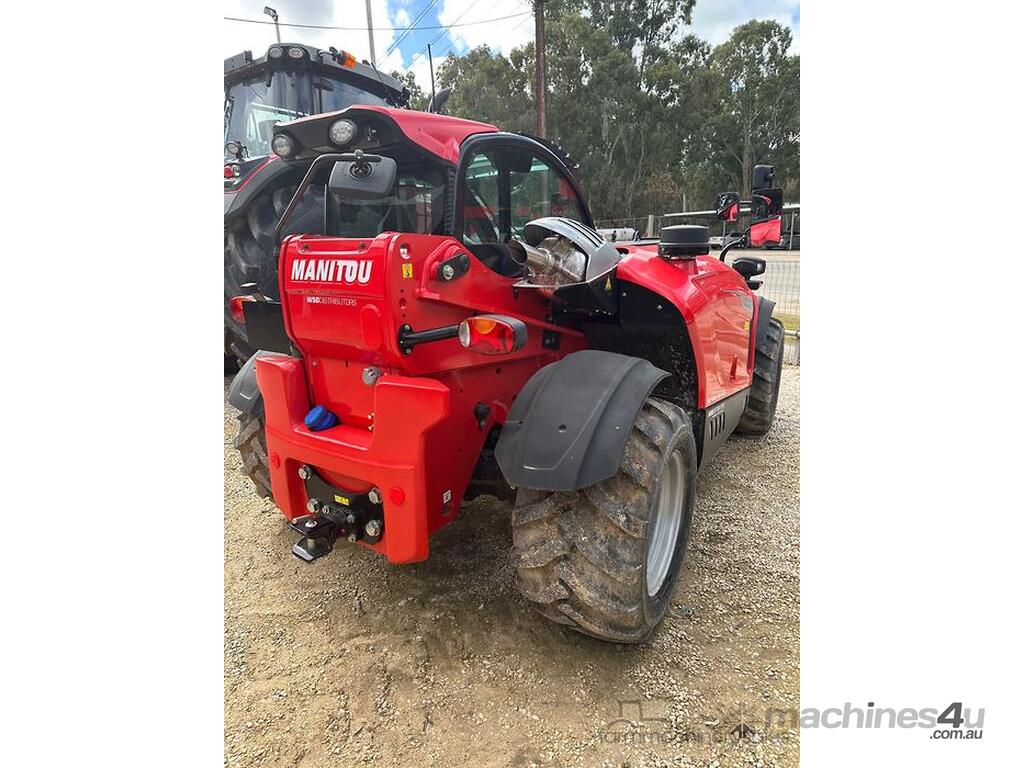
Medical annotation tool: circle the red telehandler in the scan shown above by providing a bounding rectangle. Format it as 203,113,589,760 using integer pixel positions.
228,106,785,642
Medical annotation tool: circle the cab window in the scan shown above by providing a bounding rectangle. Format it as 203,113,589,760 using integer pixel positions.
459,142,586,275
510,156,586,237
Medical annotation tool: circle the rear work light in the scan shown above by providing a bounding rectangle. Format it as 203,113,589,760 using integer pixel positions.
271,133,295,158
457,315,527,355
229,295,255,323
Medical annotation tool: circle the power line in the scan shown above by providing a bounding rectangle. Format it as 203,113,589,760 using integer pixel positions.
430,10,532,61
407,0,487,68
385,0,440,57
222,11,530,33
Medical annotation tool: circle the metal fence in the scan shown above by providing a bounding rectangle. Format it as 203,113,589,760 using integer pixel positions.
760,258,800,364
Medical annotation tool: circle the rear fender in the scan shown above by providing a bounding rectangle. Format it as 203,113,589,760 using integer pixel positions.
228,351,292,415
494,350,668,491
754,296,777,351
223,157,298,222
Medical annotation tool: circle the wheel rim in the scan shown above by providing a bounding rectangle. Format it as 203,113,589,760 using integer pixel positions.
646,450,686,597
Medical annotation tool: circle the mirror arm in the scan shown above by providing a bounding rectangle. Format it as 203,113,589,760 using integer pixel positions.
719,230,749,262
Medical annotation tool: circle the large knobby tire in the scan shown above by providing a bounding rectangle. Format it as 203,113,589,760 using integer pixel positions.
737,317,785,434
511,398,698,643
233,411,272,499
224,184,323,367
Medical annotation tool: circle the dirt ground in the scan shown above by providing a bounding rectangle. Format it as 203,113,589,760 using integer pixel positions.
224,367,800,768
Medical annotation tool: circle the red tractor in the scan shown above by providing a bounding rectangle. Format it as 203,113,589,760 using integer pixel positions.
228,106,785,643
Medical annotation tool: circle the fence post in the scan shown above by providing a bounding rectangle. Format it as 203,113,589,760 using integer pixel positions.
646,214,655,238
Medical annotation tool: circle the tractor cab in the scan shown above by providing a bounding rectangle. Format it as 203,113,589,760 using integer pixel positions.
223,44,408,165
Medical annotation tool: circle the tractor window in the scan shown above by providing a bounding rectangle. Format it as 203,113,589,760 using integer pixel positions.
458,142,586,276
316,77,389,113
225,74,312,158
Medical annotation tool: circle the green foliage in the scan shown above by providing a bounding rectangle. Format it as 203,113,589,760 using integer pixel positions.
391,70,429,112
404,10,799,220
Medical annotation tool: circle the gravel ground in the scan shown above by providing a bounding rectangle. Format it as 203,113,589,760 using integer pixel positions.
224,366,800,767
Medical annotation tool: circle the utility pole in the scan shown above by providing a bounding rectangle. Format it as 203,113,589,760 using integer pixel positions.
364,0,377,67
263,6,280,43
534,0,547,137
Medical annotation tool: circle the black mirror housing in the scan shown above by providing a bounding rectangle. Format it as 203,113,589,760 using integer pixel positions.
327,154,397,199
716,191,740,222
752,164,775,190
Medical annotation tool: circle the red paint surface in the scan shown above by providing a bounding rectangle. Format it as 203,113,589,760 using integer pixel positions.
614,243,756,408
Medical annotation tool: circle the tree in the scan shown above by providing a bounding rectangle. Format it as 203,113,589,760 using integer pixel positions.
431,11,799,219
391,70,429,112
701,20,800,198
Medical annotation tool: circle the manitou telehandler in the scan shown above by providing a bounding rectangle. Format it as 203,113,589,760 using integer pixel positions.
228,105,785,642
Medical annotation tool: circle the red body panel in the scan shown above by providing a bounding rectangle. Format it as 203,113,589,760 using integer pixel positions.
258,232,584,562
614,244,756,408
749,216,782,247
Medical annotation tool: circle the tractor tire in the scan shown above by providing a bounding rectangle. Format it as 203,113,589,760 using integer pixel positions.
224,183,323,367
510,398,697,643
737,317,785,434
233,411,273,499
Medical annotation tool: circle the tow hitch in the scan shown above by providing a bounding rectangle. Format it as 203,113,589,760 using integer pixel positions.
290,465,385,562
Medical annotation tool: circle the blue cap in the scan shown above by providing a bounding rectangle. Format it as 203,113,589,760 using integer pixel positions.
304,405,339,432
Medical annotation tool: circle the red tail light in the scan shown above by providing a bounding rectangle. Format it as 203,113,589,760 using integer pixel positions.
229,295,255,323
457,315,527,355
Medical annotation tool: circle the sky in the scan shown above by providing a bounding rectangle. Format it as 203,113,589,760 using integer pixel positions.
222,0,800,89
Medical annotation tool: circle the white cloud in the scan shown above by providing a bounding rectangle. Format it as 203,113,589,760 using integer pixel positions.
436,0,534,57
688,0,800,53
222,0,402,68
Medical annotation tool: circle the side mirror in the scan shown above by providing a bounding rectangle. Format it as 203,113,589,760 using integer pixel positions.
752,164,775,189
750,166,783,247
715,191,740,222
731,256,766,289
427,87,452,114
325,151,398,236
327,152,397,199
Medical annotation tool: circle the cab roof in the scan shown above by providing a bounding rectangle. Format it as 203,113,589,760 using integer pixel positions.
283,106,498,164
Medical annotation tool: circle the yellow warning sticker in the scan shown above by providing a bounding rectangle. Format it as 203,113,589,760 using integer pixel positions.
743,320,751,331
604,276,613,291
401,263,414,279
334,495,350,506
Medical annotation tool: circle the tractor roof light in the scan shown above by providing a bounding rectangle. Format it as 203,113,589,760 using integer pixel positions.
457,315,528,355
271,133,295,158
329,47,358,68
287,46,306,59
329,118,357,146
268,46,284,60
225,140,241,157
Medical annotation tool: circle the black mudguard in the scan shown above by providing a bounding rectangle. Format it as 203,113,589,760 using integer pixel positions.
227,351,281,415
495,350,668,491
754,296,776,351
